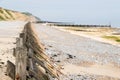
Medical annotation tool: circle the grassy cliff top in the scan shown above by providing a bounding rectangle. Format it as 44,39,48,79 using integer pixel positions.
0,7,39,21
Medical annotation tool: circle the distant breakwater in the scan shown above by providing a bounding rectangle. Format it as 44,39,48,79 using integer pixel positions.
35,21,111,27
52,24,111,27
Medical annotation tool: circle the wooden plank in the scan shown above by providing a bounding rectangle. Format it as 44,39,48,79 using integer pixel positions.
28,48,34,70
13,48,16,57
28,68,50,80
19,33,24,38
15,37,27,80
29,54,59,78
6,60,15,80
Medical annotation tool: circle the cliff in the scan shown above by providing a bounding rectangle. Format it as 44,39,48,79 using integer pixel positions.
0,7,39,21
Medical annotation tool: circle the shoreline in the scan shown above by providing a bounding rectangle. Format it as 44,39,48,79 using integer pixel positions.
55,26,120,47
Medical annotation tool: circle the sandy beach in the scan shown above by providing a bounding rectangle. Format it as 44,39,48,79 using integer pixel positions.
0,21,25,80
35,24,120,80
0,22,120,80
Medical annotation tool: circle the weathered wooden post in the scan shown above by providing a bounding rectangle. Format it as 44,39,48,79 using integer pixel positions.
6,60,15,80
15,33,27,80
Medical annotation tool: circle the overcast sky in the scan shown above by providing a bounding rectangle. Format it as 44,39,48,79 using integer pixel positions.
0,0,120,27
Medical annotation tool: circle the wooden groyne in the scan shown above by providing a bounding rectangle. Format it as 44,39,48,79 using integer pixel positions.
7,22,61,80
35,21,111,27
52,24,111,27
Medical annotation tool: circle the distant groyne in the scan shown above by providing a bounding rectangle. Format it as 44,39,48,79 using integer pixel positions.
35,21,111,27
51,23,111,27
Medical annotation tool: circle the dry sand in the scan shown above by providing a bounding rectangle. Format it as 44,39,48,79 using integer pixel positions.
0,21,25,80
63,63,120,79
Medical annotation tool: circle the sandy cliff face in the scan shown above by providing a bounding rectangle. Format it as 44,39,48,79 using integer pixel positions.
0,7,38,21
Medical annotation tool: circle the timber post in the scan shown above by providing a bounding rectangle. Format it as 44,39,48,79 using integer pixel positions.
15,33,27,80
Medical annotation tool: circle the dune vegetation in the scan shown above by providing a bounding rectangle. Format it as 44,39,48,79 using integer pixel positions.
103,36,120,42
0,7,37,21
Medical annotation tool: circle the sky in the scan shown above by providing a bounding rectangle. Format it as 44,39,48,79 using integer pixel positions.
0,0,120,27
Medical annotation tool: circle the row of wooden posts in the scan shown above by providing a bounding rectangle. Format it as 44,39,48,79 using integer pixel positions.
49,24,111,27
7,22,61,80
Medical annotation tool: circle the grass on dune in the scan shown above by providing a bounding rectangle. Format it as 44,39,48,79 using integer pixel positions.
0,16,5,20
102,36,120,42
64,27,114,32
